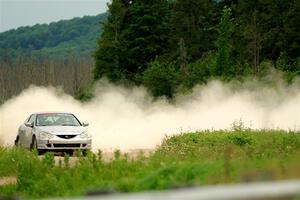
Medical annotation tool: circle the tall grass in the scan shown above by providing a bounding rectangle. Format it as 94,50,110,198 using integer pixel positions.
1,129,300,199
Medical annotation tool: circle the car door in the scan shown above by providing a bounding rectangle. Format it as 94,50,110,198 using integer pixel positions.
18,115,30,147
23,114,35,148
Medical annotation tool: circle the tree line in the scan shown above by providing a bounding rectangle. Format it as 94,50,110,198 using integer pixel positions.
0,57,93,104
94,0,300,97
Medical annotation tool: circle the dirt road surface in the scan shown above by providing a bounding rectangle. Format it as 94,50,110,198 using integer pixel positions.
0,176,17,186
48,149,154,167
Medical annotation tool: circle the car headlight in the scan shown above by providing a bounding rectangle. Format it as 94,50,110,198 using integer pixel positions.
80,131,91,139
39,132,53,140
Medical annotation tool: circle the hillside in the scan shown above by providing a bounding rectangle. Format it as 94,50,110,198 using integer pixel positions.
0,13,107,60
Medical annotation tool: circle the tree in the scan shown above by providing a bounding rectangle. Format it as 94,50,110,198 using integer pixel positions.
233,0,300,74
94,0,171,84
181,52,216,90
283,0,300,62
215,6,235,77
168,0,220,63
119,0,171,84
142,60,177,98
94,0,127,82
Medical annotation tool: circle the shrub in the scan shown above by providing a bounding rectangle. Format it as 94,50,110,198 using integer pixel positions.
181,52,216,90
142,60,178,97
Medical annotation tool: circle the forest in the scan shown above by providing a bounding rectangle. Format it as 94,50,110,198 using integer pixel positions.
0,0,299,102
94,0,300,97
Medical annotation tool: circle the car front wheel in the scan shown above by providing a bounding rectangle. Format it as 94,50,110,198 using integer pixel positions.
30,136,37,151
30,136,44,155
82,149,89,157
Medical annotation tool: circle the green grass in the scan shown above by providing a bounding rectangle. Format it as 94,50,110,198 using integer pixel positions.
1,129,300,199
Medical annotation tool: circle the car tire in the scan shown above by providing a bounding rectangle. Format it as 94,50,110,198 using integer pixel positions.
30,136,37,151
38,149,45,155
65,150,74,156
82,150,88,157
30,136,43,155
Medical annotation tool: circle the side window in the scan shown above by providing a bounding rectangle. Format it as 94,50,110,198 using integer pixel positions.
28,115,35,124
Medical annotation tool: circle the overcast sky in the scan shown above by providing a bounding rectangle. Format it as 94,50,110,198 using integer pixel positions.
0,0,110,32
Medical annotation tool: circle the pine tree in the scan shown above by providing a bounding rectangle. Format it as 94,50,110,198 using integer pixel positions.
119,0,171,84
94,0,127,82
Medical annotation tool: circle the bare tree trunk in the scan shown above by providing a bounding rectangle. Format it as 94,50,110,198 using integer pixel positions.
179,37,188,76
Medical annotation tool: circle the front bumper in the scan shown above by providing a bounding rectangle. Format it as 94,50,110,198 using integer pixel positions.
37,135,91,150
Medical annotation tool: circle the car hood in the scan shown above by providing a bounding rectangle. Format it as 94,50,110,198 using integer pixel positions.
36,126,85,135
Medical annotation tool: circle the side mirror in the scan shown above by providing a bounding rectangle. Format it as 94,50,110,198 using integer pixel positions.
82,122,89,127
25,122,34,128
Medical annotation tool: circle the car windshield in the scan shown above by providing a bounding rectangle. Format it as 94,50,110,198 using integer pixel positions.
36,113,81,126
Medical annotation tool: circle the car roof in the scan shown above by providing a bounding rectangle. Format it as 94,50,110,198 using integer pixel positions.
34,112,74,115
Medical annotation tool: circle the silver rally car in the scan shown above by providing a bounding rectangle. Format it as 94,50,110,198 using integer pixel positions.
15,112,91,155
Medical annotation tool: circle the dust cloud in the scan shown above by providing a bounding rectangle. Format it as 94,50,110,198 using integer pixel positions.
0,78,299,150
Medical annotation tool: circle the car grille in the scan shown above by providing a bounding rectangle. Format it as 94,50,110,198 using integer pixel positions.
57,135,77,139
53,144,81,148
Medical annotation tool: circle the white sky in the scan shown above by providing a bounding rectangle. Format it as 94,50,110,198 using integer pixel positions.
0,0,110,32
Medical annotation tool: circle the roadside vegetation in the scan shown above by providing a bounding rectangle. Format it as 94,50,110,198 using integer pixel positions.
1,128,300,199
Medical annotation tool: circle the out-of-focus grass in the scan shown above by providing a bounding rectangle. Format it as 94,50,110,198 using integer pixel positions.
1,129,300,199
